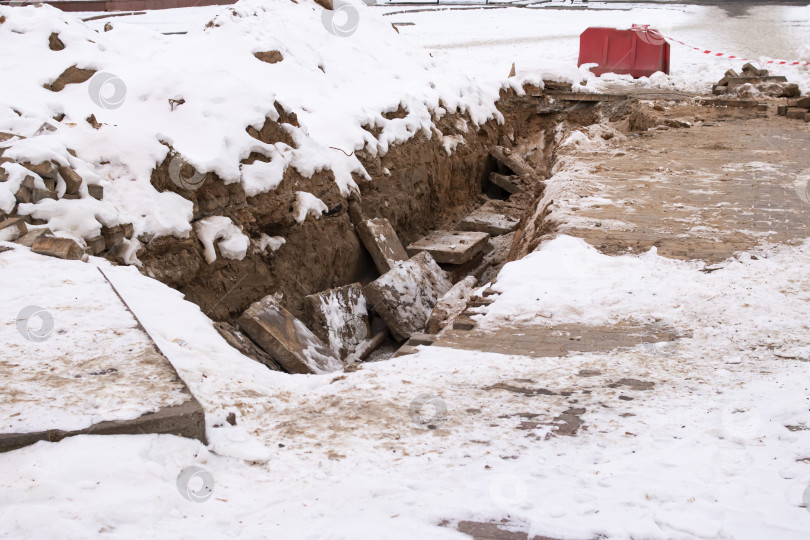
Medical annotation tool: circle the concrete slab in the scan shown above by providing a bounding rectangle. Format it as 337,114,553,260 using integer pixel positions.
459,201,520,235
356,217,409,274
406,230,489,265
238,296,343,374
0,249,205,453
363,251,452,341
304,283,369,359
489,145,544,181
489,172,523,194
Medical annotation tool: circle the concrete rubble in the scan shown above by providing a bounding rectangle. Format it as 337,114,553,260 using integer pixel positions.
712,64,800,98
238,295,343,374
406,230,489,265
363,251,453,342
458,200,520,236
304,283,369,359
355,217,409,274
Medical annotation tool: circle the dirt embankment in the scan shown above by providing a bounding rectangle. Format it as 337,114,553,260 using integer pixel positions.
140,86,561,324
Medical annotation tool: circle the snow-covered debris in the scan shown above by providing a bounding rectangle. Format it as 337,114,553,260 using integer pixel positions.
0,0,510,256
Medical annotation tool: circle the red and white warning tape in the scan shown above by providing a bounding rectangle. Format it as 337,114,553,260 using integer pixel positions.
630,25,810,67
665,35,810,67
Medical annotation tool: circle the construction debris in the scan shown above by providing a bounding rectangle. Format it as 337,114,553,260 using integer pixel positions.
712,64,799,97
363,251,452,342
406,230,489,265
31,236,84,260
0,217,28,242
355,217,409,274
304,283,369,359
781,97,810,122
425,275,478,335
458,201,520,236
238,296,343,374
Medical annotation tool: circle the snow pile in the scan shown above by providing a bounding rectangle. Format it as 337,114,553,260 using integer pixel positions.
0,0,511,253
193,216,249,263
480,234,810,360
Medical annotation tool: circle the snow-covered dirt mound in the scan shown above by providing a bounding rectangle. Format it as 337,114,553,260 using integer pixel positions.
0,0,533,259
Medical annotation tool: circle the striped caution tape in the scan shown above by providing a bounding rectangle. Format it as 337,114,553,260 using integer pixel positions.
629,25,809,66
664,35,810,67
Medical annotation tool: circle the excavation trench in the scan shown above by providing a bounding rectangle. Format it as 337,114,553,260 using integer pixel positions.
138,83,628,370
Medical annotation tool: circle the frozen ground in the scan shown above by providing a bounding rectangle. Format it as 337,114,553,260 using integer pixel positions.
2,2,810,539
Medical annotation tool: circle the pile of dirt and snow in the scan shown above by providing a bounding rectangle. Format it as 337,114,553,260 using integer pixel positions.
0,0,538,264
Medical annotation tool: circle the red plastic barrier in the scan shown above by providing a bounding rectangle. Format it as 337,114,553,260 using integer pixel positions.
578,25,670,78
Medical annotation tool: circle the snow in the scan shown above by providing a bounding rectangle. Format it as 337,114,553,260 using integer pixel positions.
193,215,249,263
0,0,509,250
291,190,328,223
0,246,192,434
3,2,810,539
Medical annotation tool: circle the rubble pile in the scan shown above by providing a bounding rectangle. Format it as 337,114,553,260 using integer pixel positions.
711,63,800,98
0,132,134,261
777,97,810,123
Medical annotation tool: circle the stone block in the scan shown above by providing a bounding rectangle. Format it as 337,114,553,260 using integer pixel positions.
57,165,83,195
15,228,51,248
31,236,84,260
101,225,124,250
85,235,106,255
22,161,57,180
31,187,57,203
0,217,27,242
489,172,523,194
238,296,342,374
406,230,489,265
304,283,369,359
459,201,520,235
426,275,478,335
787,108,807,120
356,217,409,274
363,251,452,342
87,184,104,200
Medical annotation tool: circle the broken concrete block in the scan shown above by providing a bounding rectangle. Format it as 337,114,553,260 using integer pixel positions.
489,146,542,180
101,225,124,250
87,184,104,200
238,296,342,374
406,230,489,265
22,161,57,180
31,236,84,260
85,235,106,255
31,187,57,203
0,217,27,242
363,251,452,342
214,322,283,371
741,63,767,77
15,227,51,248
797,97,810,109
712,85,728,95
304,283,369,359
786,108,807,120
57,165,83,195
777,105,788,116
489,172,523,194
356,217,409,274
459,201,520,236
806,113,810,123
14,176,36,204
426,276,477,335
